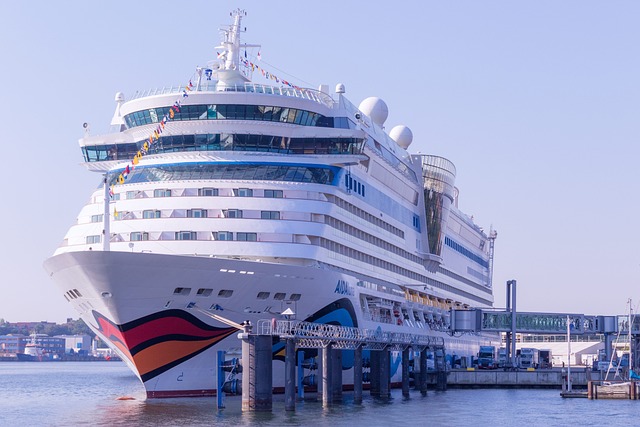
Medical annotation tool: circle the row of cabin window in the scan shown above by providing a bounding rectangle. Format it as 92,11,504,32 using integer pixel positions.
86,231,258,244
101,209,281,220
173,286,301,302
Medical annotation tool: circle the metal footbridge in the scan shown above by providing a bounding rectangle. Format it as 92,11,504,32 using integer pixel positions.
257,319,444,351
451,310,617,335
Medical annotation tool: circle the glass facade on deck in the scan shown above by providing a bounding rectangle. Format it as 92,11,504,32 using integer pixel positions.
106,163,338,186
123,104,350,129
82,134,363,162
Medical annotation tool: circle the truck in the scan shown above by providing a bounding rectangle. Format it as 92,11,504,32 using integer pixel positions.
518,347,540,369
477,345,497,369
538,349,552,369
497,347,508,368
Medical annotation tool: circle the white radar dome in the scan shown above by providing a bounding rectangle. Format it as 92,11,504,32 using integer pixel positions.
358,97,388,126
389,125,413,149
115,92,125,102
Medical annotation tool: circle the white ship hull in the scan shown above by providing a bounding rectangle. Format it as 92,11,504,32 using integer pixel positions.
44,250,494,397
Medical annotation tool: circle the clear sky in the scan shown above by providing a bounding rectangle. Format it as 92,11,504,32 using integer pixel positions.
1,1,638,323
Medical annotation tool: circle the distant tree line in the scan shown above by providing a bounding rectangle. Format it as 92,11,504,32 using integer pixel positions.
0,319,95,338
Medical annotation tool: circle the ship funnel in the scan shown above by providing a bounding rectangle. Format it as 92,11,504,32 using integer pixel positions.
416,155,456,256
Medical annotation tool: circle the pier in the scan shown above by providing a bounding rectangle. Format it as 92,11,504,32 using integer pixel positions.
222,319,447,412
210,280,640,410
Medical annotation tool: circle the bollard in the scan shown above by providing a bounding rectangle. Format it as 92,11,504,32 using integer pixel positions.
354,345,363,404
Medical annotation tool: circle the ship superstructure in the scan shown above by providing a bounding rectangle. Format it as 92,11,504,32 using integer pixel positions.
44,10,498,397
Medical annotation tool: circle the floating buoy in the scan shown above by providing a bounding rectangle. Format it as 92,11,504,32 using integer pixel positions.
116,396,136,401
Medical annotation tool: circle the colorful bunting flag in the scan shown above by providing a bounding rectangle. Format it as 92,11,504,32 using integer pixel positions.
111,49,300,195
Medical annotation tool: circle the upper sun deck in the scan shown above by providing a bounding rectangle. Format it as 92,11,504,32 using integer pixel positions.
127,81,336,109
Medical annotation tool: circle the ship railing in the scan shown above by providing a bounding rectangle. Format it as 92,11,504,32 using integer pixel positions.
128,82,335,108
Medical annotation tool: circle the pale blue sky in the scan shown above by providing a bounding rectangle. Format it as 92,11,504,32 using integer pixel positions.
1,1,638,323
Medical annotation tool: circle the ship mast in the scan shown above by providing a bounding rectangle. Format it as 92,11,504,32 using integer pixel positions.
214,9,260,89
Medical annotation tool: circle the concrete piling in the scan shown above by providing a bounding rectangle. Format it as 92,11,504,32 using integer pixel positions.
322,343,333,407
240,323,273,412
402,347,410,398
379,348,391,398
419,348,428,395
353,345,363,404
370,350,380,397
331,348,343,403
285,338,296,411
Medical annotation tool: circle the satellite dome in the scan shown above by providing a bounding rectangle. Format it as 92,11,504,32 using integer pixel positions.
389,125,413,149
114,92,125,102
358,97,388,126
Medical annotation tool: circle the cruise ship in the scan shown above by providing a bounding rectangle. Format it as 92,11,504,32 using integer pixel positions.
44,10,499,398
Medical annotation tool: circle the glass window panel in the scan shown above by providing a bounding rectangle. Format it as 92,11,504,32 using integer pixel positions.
207,105,217,119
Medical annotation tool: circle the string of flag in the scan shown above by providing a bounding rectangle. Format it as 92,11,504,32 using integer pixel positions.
238,50,300,89
109,78,195,198
110,51,300,201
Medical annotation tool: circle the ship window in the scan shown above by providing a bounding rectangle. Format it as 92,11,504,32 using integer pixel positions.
196,288,213,297
264,190,283,198
218,289,233,298
73,289,82,297
207,105,217,119
173,287,191,295
86,235,101,244
215,231,234,241
175,231,197,240
143,210,161,219
236,232,257,241
223,209,243,218
126,191,136,199
289,293,301,301
199,188,218,196
234,188,253,197
130,232,149,241
274,293,286,300
187,209,208,218
257,292,270,300
334,117,350,129
186,302,196,309
261,211,280,220
91,214,103,223
154,189,171,197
